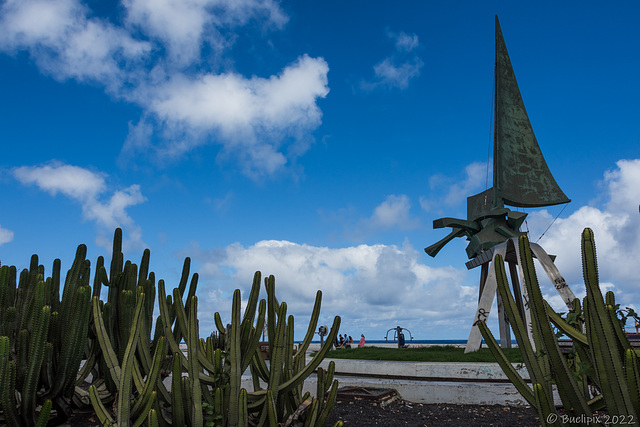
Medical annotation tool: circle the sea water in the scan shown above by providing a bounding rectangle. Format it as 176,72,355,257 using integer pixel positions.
308,339,518,345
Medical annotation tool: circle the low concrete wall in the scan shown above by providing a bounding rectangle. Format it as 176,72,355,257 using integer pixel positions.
318,358,529,381
308,357,537,406
174,347,553,407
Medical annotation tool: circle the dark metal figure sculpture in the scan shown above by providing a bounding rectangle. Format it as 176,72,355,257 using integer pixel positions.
385,326,413,348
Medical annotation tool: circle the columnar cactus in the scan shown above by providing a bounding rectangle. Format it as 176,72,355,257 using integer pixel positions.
2,229,343,426
479,229,640,426
86,229,343,426
0,246,93,426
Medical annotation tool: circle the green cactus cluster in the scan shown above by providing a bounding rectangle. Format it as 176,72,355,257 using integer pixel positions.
478,229,640,426
0,245,94,426
1,228,344,426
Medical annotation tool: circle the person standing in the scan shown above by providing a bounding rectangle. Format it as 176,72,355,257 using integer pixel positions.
358,334,365,348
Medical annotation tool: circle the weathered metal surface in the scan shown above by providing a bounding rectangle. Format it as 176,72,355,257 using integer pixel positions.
493,16,570,208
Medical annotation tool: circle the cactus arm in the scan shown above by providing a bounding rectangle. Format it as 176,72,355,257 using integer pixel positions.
544,300,587,345
491,252,553,409
92,257,105,299
268,302,288,406
92,296,122,386
284,315,295,375
22,305,51,426
1,360,19,426
238,388,248,427
157,281,188,368
185,273,198,306
214,311,226,336
294,291,322,366
605,293,632,352
177,258,190,298
117,293,146,424
109,228,124,285
533,383,558,427
582,228,636,416
279,316,340,394
52,285,91,397
306,399,321,427
75,337,99,386
315,367,326,412
34,399,52,427
172,288,217,374
586,300,630,416
0,336,9,391
240,272,262,338
89,384,116,425
229,289,243,427
478,320,535,404
519,236,591,416
131,337,167,418
59,246,87,334
317,378,340,427
171,353,185,427
266,276,277,352
241,299,266,373
251,351,270,384
16,328,29,388
186,296,203,427
132,391,156,427
625,348,640,417
148,408,158,427
266,389,278,427
172,288,190,342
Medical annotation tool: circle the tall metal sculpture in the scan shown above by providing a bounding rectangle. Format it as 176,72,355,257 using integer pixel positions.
426,17,575,352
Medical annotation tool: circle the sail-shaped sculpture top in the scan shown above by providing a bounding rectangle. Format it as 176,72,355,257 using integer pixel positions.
493,16,570,209
425,16,570,260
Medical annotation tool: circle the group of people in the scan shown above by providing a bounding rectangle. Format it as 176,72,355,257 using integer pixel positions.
335,333,365,349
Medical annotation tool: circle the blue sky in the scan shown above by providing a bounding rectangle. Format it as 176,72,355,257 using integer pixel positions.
1,0,639,341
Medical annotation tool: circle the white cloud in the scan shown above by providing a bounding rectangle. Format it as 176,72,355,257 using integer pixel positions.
332,194,422,240
362,30,423,90
443,162,488,206
0,0,328,178
423,161,489,214
0,226,14,246
12,162,146,248
123,0,288,66
368,194,420,230
13,163,106,200
525,159,640,309
0,0,150,89
191,239,476,339
390,30,419,52
124,54,329,177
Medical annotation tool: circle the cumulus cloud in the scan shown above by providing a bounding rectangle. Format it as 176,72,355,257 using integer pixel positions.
191,239,476,339
0,0,150,90
0,0,329,178
362,30,423,90
123,0,288,66
330,194,422,241
191,159,640,340
123,54,329,177
12,162,146,248
422,161,489,215
367,194,420,230
523,159,640,310
0,226,14,246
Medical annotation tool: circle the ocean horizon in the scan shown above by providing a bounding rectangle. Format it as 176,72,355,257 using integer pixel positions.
308,339,518,345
